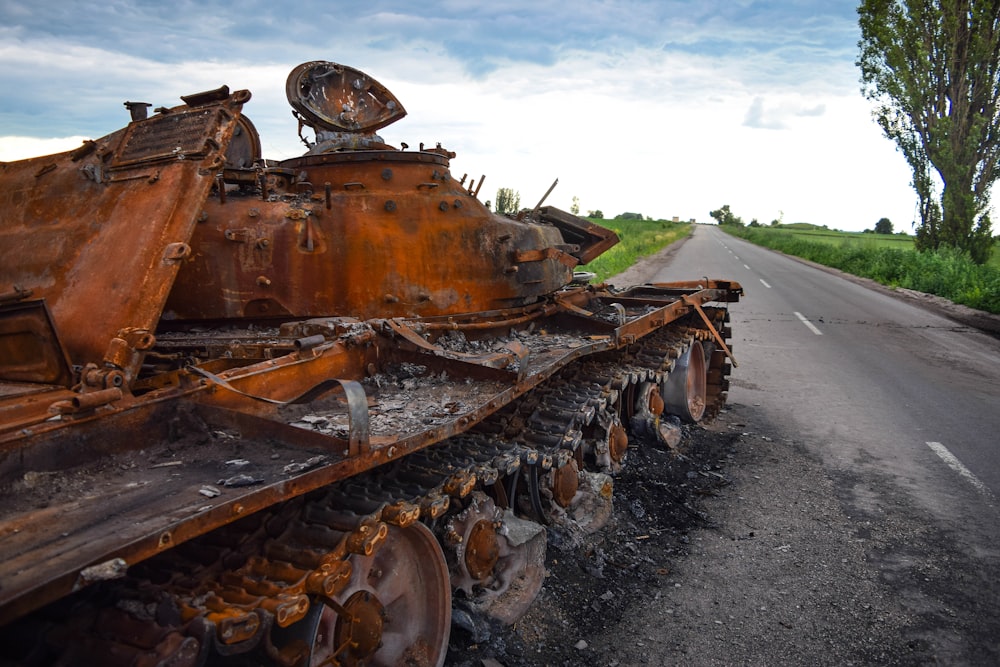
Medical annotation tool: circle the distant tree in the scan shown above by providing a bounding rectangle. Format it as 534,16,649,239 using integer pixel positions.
858,0,1000,263
709,204,744,226
749,218,760,227
570,196,580,215
587,209,604,219
616,212,644,220
874,217,894,234
494,188,521,215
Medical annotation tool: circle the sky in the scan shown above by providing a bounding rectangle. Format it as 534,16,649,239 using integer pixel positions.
0,0,922,232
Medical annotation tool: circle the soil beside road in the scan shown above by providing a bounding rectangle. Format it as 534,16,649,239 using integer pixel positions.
446,403,922,666
448,402,999,667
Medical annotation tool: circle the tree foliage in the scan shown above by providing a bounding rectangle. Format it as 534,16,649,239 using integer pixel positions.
587,209,604,219
709,204,744,226
875,217,894,234
494,187,521,215
570,196,580,215
858,0,1000,263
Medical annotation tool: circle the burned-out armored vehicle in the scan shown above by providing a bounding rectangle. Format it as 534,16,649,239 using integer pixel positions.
0,62,742,666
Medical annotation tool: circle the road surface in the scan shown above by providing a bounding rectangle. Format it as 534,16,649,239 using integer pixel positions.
655,224,1000,507
601,223,1000,665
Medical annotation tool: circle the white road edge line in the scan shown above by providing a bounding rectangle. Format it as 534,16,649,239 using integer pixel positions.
926,441,996,502
794,311,823,335
759,279,772,289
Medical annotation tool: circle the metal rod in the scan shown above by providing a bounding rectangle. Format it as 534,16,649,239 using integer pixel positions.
530,178,558,219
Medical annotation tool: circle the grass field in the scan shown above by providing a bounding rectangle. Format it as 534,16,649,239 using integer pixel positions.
722,224,1000,314
577,219,691,283
754,223,1000,267
760,225,917,250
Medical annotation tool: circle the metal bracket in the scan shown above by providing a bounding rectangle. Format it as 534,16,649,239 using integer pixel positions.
681,295,738,368
187,366,370,454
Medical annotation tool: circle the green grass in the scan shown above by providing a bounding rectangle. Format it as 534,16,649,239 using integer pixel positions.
753,225,916,250
722,225,1000,314
989,244,1000,271
578,219,691,283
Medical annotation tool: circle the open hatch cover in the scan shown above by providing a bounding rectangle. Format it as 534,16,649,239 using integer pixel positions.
286,61,406,134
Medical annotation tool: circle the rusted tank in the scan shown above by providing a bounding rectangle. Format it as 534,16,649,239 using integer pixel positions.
0,61,742,666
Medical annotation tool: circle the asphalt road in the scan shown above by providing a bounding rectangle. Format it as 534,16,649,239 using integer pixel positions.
653,224,1000,509
606,223,1000,664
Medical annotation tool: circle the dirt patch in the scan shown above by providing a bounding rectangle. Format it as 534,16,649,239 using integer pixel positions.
444,400,1000,666
444,411,744,666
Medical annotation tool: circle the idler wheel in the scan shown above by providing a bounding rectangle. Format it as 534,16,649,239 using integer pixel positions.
585,411,628,472
661,340,707,423
549,459,580,508
646,383,665,418
464,519,500,580
334,591,385,661
297,522,450,667
608,421,629,463
629,380,669,445
443,492,546,625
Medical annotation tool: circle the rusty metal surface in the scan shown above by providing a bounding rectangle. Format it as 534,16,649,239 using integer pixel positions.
0,300,73,386
0,284,739,625
286,61,406,134
164,153,585,322
0,91,248,383
0,60,745,664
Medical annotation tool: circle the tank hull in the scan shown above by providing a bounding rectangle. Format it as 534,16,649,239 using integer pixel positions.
0,63,742,666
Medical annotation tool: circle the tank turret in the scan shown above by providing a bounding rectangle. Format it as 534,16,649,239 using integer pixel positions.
164,61,618,324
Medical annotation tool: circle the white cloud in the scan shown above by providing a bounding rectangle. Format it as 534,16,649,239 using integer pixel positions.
743,96,828,130
0,2,920,231
0,135,89,161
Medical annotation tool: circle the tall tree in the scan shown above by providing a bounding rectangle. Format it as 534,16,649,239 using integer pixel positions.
494,187,521,215
858,0,1000,263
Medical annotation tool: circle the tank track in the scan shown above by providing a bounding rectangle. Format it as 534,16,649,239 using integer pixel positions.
0,310,733,666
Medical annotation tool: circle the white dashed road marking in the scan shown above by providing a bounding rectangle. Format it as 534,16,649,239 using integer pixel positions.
759,279,772,289
794,311,823,335
926,441,996,502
